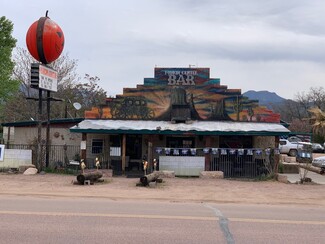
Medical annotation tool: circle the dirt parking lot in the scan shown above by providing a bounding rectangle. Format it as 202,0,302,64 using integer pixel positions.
0,173,324,206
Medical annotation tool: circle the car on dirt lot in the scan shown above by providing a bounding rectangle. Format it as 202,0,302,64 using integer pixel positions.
279,139,304,157
312,143,324,153
312,156,325,172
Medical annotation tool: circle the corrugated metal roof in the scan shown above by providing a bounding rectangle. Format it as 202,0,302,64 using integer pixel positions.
70,119,290,136
2,118,84,127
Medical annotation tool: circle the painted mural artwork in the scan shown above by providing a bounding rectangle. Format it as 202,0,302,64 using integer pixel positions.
85,67,280,123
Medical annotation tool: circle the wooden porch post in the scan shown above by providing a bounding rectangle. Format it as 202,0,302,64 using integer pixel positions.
148,141,153,173
274,136,280,174
205,135,211,171
6,126,11,147
81,133,87,161
122,134,126,174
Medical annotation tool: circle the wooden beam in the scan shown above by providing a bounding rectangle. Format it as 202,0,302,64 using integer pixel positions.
81,133,87,161
122,134,126,174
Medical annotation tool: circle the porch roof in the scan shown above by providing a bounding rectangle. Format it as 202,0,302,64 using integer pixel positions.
70,119,290,136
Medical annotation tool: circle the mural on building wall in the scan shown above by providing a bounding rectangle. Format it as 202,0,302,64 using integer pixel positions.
85,67,280,122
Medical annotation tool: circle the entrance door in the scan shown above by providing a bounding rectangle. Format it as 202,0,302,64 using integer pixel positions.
126,135,142,171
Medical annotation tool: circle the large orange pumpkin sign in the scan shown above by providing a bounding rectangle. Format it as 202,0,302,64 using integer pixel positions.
26,13,64,64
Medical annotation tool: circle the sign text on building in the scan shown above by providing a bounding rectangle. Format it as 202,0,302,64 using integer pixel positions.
165,70,197,85
39,64,58,92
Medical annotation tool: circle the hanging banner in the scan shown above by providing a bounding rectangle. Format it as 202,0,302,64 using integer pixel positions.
190,148,196,155
211,148,218,155
221,149,227,155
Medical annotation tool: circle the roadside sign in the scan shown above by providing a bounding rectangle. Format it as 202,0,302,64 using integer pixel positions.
30,63,58,92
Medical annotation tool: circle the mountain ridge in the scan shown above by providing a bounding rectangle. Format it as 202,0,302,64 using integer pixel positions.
243,90,286,108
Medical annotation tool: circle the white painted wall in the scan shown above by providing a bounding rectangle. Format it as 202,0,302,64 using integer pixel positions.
0,149,32,168
159,156,205,176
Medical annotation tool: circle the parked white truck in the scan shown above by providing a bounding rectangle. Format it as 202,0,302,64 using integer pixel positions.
279,139,303,157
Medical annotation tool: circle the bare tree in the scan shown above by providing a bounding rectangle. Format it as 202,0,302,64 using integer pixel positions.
4,47,107,122
288,118,311,134
3,47,79,121
295,86,325,113
272,99,305,122
12,47,78,97
50,74,107,118
272,86,325,125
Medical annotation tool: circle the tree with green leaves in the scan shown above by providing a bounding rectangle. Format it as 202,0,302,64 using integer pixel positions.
0,16,20,119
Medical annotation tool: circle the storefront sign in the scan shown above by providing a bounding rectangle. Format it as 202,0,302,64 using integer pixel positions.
154,68,210,86
39,64,58,92
165,70,197,85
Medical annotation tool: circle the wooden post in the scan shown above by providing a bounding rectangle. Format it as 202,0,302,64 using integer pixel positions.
81,133,87,161
37,89,43,171
45,91,51,168
274,136,280,173
122,134,126,174
6,126,11,147
205,136,211,171
107,135,110,169
148,141,153,173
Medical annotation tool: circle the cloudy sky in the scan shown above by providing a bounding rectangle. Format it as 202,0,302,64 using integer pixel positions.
2,0,325,99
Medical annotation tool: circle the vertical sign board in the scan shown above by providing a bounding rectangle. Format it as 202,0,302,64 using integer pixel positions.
30,63,58,92
0,145,5,161
39,64,58,92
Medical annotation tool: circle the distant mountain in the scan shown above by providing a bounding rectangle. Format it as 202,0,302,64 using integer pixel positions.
243,90,286,108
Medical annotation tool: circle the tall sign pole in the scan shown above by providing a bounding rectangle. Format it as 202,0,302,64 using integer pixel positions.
26,11,64,171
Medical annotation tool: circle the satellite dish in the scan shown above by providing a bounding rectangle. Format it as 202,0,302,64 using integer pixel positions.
73,102,82,110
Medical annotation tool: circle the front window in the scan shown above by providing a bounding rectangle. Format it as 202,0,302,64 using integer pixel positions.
166,136,195,148
92,139,103,154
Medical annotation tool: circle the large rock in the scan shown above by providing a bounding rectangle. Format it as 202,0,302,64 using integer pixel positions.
200,171,224,179
19,164,36,173
23,167,38,175
277,174,288,183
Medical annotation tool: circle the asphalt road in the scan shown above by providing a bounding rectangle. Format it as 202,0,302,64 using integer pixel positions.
0,196,324,244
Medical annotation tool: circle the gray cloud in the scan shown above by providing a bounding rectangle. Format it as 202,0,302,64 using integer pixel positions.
3,0,325,99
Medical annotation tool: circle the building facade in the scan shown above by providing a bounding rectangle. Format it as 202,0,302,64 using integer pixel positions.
71,67,289,177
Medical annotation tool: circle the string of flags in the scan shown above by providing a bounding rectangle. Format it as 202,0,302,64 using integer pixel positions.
155,147,280,156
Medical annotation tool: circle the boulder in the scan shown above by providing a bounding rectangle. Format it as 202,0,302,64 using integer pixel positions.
277,174,288,183
23,167,38,175
19,164,36,173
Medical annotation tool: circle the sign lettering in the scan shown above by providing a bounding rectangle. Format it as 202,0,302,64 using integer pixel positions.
39,65,58,92
165,70,197,86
